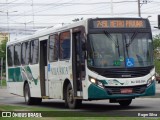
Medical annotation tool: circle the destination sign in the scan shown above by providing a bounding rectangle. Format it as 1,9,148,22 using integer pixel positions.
92,19,146,28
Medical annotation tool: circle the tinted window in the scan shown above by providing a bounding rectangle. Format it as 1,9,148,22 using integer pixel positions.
30,39,39,64
26,42,30,64
21,43,25,65
14,44,21,66
60,31,70,60
21,41,30,65
49,34,58,62
7,46,14,66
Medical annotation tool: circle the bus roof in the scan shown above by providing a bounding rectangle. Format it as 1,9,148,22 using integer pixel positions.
7,18,88,45
7,17,148,45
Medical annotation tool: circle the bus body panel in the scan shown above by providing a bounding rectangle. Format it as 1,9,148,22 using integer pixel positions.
27,64,41,97
48,61,63,99
7,67,24,96
87,67,155,99
88,81,155,100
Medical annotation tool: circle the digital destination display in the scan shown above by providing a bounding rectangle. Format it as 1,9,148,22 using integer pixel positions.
92,19,146,28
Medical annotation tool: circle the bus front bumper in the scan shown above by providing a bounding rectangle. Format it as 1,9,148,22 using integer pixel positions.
88,81,156,100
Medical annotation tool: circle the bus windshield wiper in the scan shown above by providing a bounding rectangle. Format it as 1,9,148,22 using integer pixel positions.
126,31,138,47
125,32,138,57
104,30,120,56
104,30,119,47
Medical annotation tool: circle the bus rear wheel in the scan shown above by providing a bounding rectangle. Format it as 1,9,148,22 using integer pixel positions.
118,99,132,107
24,83,34,105
65,83,82,109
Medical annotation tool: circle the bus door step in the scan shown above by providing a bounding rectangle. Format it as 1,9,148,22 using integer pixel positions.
42,96,49,99
74,96,83,99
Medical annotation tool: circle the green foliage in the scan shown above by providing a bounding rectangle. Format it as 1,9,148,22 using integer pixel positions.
1,79,6,86
153,34,160,49
0,38,7,74
0,39,7,58
153,34,160,75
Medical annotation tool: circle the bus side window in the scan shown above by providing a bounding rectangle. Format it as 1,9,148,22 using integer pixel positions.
7,45,14,66
59,31,70,60
21,41,30,65
14,43,21,66
26,41,30,65
49,34,58,62
30,39,39,64
21,43,26,65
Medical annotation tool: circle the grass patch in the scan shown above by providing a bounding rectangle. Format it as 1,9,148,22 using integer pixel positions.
0,117,159,120
0,79,6,86
0,104,56,111
0,105,160,120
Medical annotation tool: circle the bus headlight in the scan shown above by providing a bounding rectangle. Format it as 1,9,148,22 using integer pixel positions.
147,75,155,86
89,76,104,89
90,78,96,84
152,75,155,81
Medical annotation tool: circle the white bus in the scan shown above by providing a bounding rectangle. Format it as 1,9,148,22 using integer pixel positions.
6,18,155,109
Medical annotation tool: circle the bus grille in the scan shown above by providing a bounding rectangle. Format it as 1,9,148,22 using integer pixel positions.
105,85,147,95
101,66,153,78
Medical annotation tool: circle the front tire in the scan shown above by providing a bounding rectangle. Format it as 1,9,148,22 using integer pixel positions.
65,83,82,109
118,99,132,107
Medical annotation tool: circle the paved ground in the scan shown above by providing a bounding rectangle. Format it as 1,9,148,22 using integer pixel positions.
156,82,160,93
0,83,159,118
0,88,160,112
0,82,160,98
0,84,160,106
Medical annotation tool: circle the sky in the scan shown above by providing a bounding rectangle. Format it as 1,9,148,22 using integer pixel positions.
0,0,160,40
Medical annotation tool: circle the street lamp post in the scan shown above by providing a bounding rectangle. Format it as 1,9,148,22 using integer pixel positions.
0,10,17,40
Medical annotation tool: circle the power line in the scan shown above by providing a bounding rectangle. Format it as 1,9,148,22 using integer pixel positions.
2,0,75,22
0,1,138,6
0,12,159,16
0,0,159,35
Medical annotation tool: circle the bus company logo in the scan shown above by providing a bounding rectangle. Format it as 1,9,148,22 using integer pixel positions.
2,112,11,117
107,79,124,86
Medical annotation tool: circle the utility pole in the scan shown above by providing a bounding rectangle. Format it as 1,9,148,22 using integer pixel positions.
138,0,148,17
31,0,35,29
138,0,141,17
111,0,113,16
0,10,17,41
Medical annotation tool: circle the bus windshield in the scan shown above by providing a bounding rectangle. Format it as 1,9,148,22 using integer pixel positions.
88,33,153,68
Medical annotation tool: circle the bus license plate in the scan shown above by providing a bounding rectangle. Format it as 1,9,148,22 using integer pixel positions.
120,88,133,94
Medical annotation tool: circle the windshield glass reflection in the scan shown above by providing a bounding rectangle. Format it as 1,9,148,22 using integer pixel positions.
88,33,153,68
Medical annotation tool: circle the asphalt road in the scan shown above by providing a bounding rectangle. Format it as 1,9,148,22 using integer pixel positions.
0,83,160,112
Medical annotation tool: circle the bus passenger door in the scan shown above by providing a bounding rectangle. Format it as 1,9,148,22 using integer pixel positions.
40,39,48,97
72,28,86,97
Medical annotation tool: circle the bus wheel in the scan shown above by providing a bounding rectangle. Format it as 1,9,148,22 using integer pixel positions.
24,83,34,105
118,99,132,107
34,98,42,105
66,83,82,109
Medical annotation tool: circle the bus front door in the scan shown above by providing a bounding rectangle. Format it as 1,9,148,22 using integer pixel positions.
40,40,48,97
72,31,86,97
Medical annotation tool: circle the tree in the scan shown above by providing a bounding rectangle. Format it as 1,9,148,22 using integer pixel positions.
0,37,8,72
0,39,7,58
153,34,160,75
153,34,160,49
